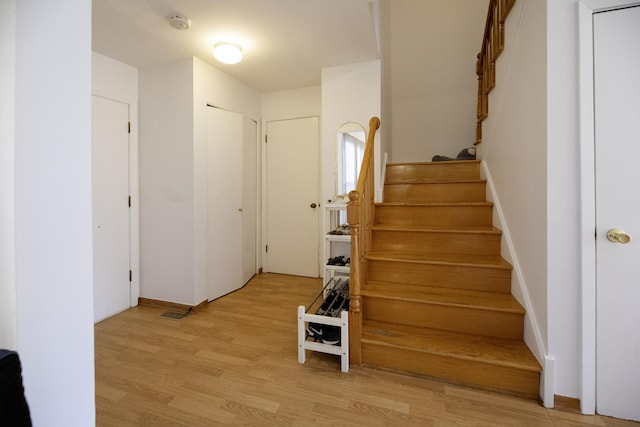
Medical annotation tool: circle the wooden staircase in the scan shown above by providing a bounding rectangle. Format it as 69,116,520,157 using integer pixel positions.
358,159,541,399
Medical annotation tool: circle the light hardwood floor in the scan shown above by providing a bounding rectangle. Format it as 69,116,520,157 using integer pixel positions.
95,273,637,426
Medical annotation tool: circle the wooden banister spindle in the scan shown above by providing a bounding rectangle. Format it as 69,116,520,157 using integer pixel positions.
347,190,362,364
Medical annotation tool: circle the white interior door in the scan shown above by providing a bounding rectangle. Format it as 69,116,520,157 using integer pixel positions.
207,107,243,300
242,117,258,284
92,95,131,322
266,117,319,277
594,6,640,422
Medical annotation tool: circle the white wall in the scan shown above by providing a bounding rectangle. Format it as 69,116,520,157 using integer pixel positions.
321,60,381,204
139,58,195,305
259,76,379,276
546,0,583,402
93,52,138,104
193,57,261,303
262,86,321,122
0,0,16,350
92,52,140,308
483,0,601,403
14,1,95,425
140,57,261,305
389,0,489,162
379,0,393,163
194,57,261,122
478,0,550,395
377,0,601,406
546,0,640,408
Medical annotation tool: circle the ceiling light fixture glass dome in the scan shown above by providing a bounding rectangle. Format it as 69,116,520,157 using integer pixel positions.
213,42,243,64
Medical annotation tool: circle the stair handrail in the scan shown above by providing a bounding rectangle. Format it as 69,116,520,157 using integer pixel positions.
476,0,516,145
347,116,380,365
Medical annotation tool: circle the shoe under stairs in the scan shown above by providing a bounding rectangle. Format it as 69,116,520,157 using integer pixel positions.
360,159,541,399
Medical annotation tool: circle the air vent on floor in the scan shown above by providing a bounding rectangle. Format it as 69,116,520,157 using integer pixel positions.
160,310,189,320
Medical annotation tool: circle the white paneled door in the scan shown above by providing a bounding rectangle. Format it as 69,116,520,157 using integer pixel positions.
594,5,640,422
92,95,131,322
207,107,257,301
266,117,319,277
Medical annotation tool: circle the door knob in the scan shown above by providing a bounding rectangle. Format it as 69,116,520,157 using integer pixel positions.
606,228,631,244
310,203,317,208
238,208,243,212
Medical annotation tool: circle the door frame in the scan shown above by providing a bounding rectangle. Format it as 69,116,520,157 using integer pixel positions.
243,116,259,284
262,116,321,277
91,94,139,314
578,0,640,414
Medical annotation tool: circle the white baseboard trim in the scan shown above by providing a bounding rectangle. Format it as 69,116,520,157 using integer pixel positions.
542,355,555,408
481,160,551,405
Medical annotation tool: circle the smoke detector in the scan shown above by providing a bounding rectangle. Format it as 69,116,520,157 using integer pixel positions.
168,15,191,31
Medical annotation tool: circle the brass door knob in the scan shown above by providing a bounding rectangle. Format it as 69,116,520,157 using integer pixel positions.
606,228,631,244
310,203,317,209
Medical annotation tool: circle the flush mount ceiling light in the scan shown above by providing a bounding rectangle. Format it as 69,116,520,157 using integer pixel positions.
168,14,191,31
213,42,243,64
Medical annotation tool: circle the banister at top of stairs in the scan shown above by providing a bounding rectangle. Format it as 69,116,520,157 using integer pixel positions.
476,0,516,145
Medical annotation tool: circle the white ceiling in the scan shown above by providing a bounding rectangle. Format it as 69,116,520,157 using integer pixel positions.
92,0,380,93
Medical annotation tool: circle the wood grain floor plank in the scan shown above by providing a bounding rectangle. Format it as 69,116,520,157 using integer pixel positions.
95,273,633,426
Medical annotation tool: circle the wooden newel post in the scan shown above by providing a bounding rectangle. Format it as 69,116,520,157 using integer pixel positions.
347,189,362,365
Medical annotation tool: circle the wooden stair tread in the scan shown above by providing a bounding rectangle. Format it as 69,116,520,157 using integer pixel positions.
362,320,541,372
371,224,502,234
386,160,480,167
385,161,481,185
368,251,504,265
376,201,493,207
366,254,512,270
375,224,496,232
362,282,525,314
384,179,487,185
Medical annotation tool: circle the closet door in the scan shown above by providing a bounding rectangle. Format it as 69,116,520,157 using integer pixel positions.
92,95,131,322
594,6,640,421
207,107,243,300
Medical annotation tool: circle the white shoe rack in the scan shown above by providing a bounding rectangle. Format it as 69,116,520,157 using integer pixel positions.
323,203,350,290
297,279,349,372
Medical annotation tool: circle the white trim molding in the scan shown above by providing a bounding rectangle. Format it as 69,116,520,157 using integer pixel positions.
481,160,551,406
542,355,556,408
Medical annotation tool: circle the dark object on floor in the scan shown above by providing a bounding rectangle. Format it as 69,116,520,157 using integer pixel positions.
0,350,32,427
160,310,189,320
432,147,476,162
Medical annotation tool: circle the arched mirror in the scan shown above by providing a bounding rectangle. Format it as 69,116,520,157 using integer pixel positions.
336,122,366,197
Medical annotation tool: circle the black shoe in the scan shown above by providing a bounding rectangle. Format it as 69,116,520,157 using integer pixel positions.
306,323,324,340
316,289,337,315
327,256,345,266
328,294,345,317
321,325,341,345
